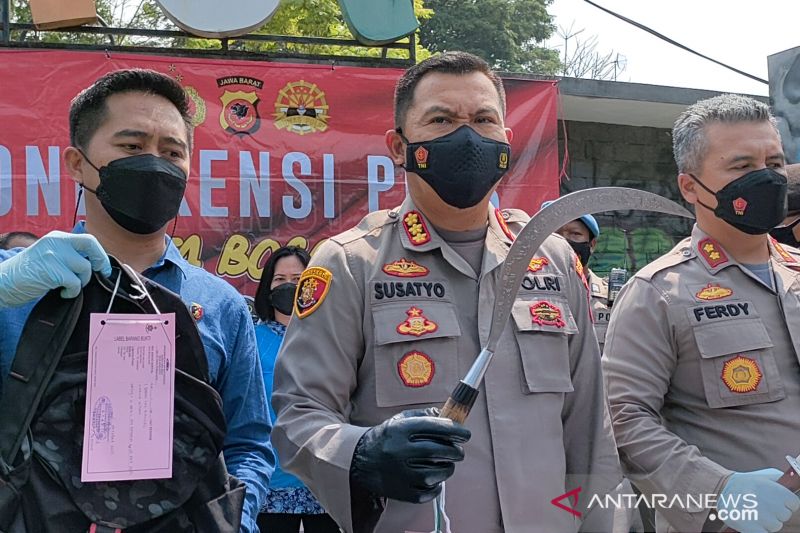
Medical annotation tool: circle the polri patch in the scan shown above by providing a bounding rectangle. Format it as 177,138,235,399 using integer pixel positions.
396,306,438,337
403,211,431,246
695,283,733,301
698,238,729,268
382,258,429,278
528,257,549,273
530,301,565,328
721,355,762,393
398,350,435,387
295,266,332,319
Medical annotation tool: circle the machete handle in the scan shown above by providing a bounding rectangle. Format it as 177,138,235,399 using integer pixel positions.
439,381,479,424
719,463,800,533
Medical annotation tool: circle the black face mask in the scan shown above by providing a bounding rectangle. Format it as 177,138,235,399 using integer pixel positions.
81,153,187,235
689,168,787,235
271,282,297,316
567,239,592,268
770,216,800,247
402,125,511,209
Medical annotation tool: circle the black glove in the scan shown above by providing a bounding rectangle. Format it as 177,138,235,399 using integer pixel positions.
349,408,471,504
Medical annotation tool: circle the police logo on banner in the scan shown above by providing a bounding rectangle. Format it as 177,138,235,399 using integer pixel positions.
217,75,263,135
273,80,330,135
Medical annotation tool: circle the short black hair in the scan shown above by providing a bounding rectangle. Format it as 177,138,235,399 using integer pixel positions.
0,231,38,249
394,51,506,129
69,69,192,150
254,245,311,322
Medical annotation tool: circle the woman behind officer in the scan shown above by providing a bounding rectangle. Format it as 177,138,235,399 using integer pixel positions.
254,246,340,533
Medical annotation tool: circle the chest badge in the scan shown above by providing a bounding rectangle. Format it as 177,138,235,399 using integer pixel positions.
382,258,429,278
396,306,438,337
721,355,762,393
190,303,204,321
530,301,565,328
403,211,431,246
398,350,435,387
695,283,733,301
295,267,332,319
528,257,549,273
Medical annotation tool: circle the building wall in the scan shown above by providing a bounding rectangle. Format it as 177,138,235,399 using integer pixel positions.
558,120,694,277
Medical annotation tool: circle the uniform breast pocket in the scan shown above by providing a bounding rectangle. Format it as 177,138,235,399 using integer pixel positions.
511,296,577,394
692,318,785,408
371,301,461,408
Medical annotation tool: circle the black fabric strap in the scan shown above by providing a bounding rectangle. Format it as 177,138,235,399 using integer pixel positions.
0,290,82,463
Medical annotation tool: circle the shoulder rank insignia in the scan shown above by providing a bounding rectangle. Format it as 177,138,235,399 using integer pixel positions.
295,266,332,319
382,258,429,278
530,301,565,328
574,254,590,294
190,303,204,321
771,238,797,263
528,257,549,273
721,355,762,393
403,211,431,246
495,208,515,241
698,238,729,268
398,350,435,387
396,306,438,337
696,283,733,301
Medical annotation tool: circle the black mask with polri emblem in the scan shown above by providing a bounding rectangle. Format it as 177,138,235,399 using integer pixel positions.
401,125,511,209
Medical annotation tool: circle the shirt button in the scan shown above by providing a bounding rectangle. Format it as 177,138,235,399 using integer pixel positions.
388,211,398,219
681,249,691,257
501,210,511,220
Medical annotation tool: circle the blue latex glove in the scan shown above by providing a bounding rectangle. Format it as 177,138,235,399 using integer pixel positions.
717,468,800,533
0,231,111,307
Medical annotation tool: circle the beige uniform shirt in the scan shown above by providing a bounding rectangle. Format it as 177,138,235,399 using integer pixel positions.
603,225,800,532
272,197,621,533
588,269,611,351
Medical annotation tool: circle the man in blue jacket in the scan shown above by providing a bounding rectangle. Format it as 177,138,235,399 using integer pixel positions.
0,69,274,533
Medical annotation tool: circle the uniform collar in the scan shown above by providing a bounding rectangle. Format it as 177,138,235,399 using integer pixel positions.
395,197,513,279
71,221,188,278
587,269,608,298
690,225,800,294
395,197,514,250
768,236,800,267
690,225,796,274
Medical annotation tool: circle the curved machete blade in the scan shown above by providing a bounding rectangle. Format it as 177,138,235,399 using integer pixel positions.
486,187,694,352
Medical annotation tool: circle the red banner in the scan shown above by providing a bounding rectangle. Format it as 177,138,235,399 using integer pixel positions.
0,50,558,300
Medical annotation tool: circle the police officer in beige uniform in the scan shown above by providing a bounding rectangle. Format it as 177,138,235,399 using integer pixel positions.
603,94,800,533
541,203,611,350
271,52,621,533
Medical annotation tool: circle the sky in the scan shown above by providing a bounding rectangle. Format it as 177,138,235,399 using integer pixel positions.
545,0,800,96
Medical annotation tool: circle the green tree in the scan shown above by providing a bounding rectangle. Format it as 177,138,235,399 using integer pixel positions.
182,0,432,61
9,0,168,46
418,0,560,74
9,0,432,61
